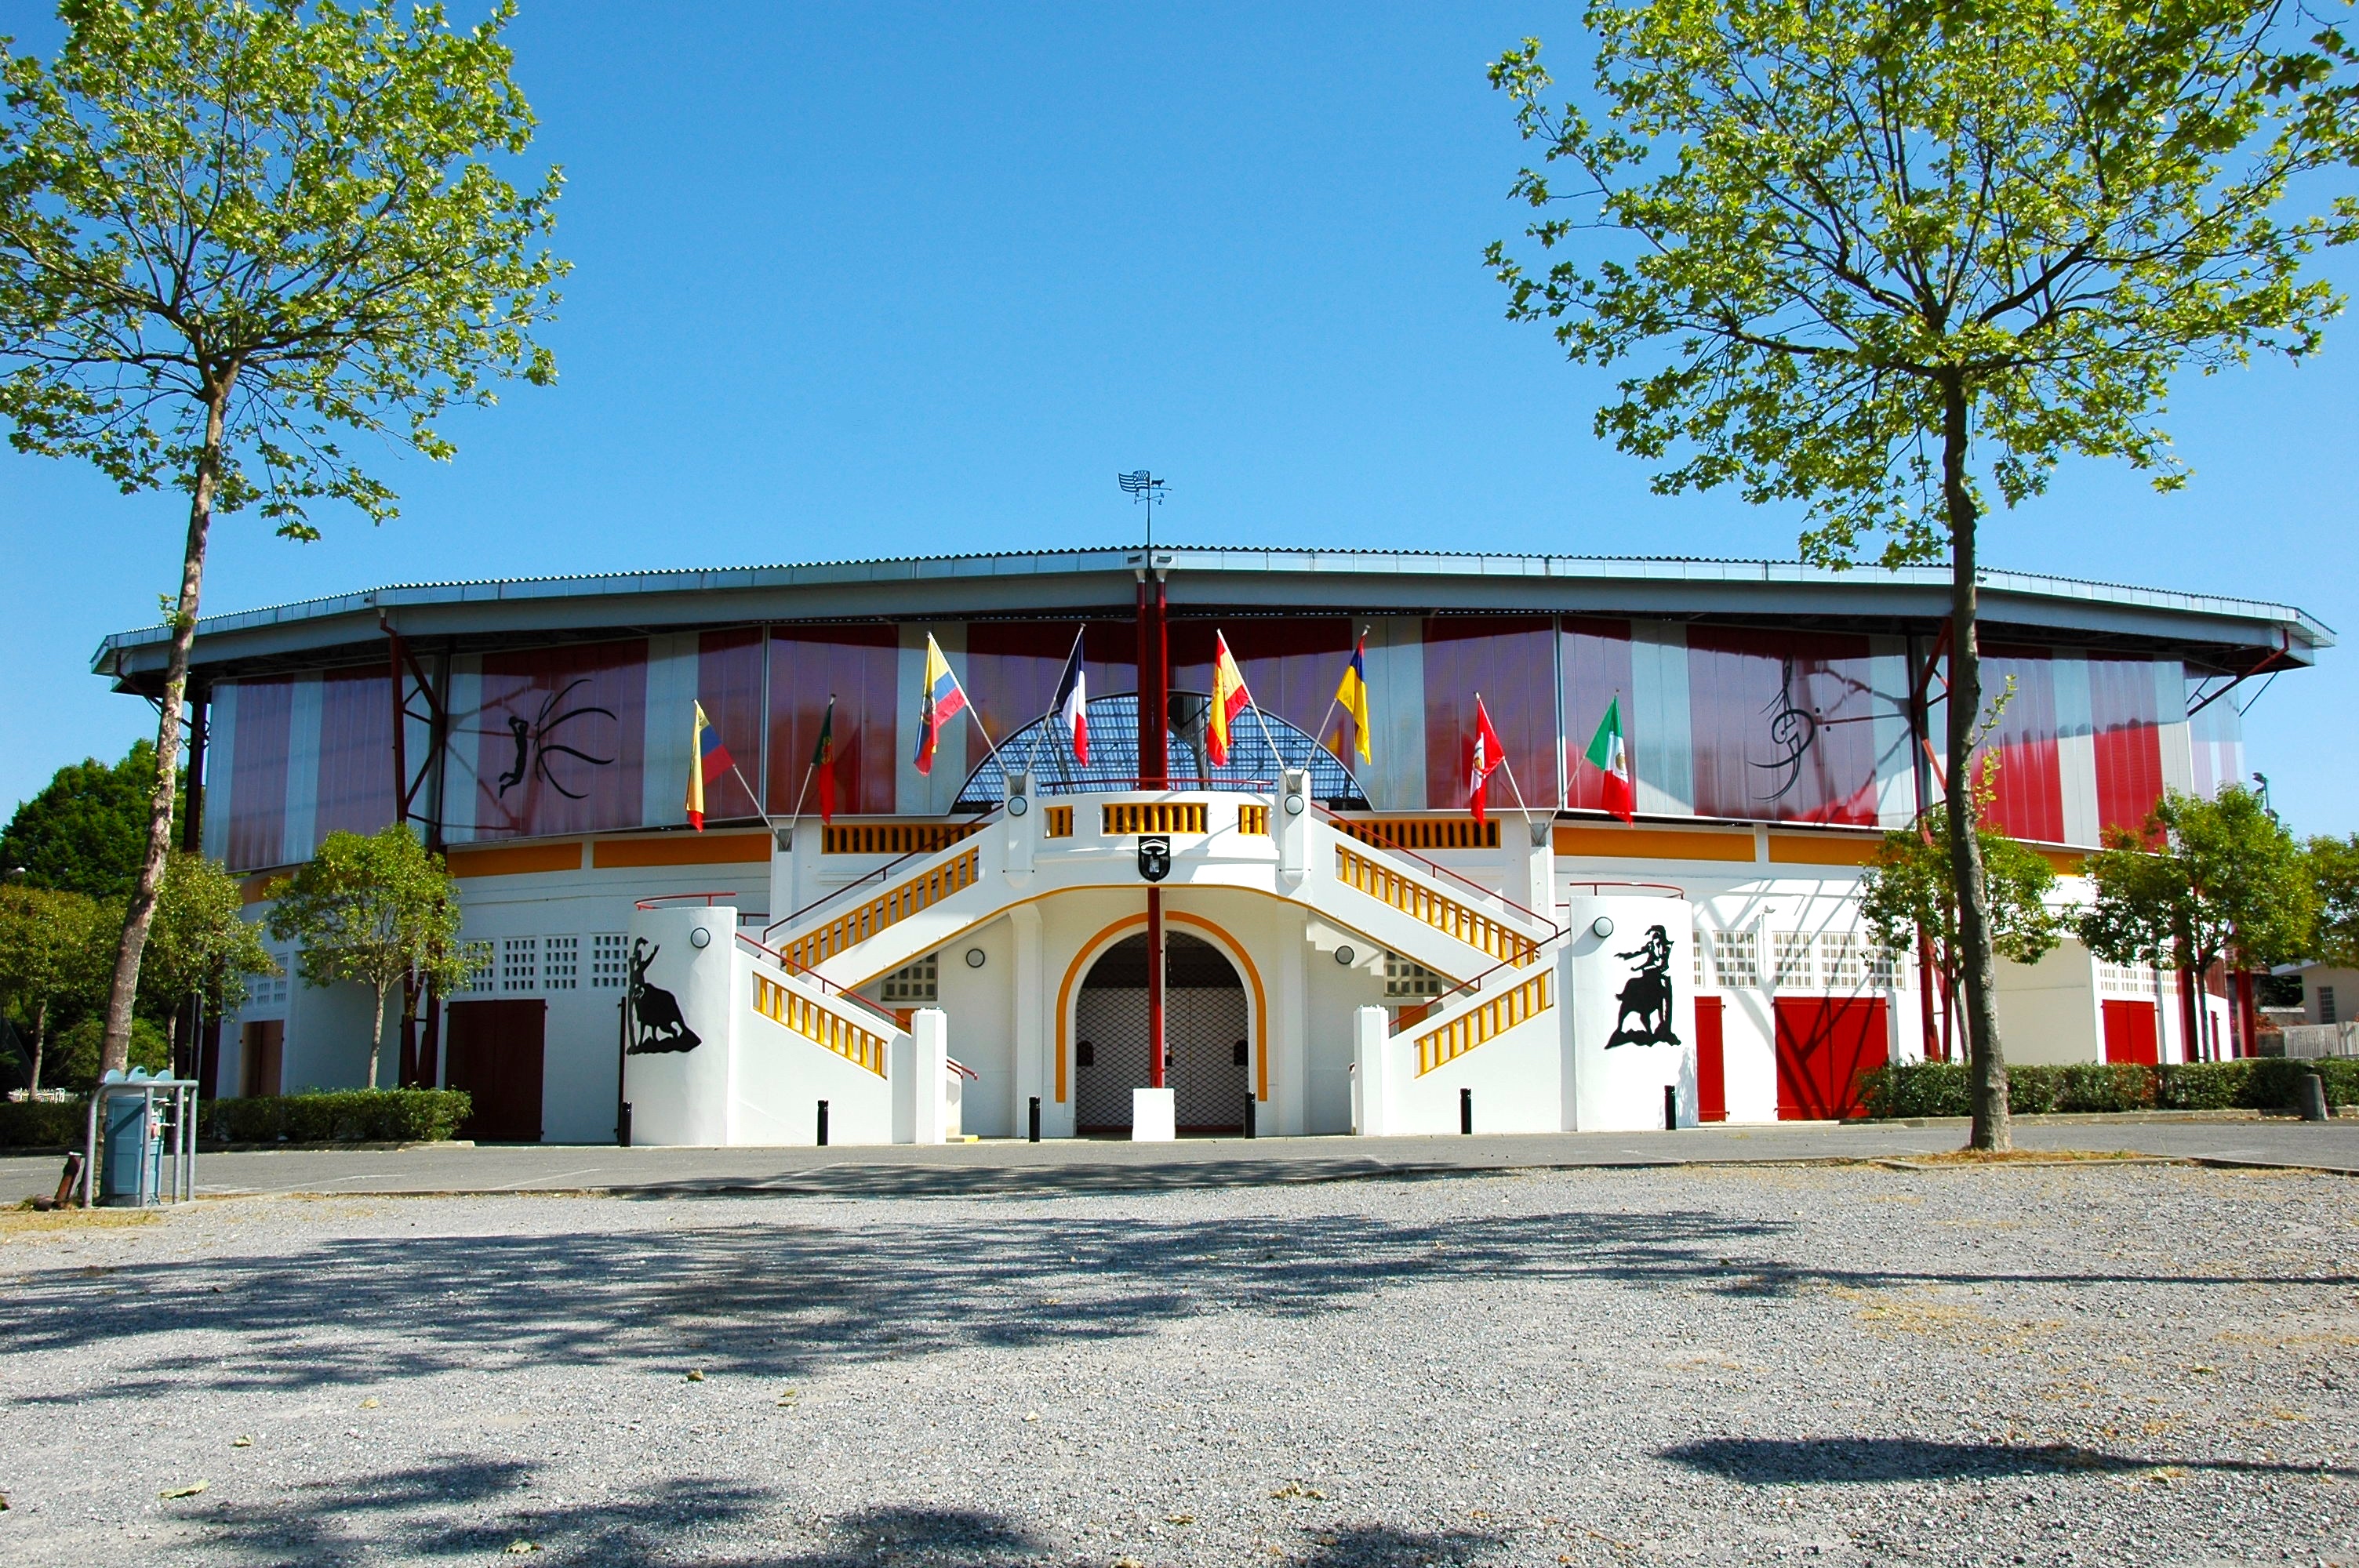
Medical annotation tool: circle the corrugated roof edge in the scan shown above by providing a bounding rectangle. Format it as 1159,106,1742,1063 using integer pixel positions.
89,541,2335,658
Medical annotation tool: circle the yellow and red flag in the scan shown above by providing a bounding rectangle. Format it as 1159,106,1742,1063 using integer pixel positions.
912,634,969,776
685,702,734,832
1207,631,1252,767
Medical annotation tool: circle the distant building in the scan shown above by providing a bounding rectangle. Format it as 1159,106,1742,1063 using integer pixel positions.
95,546,2323,1142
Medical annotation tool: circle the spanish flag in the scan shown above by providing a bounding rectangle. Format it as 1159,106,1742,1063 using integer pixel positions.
1207,630,1252,767
1332,636,1372,762
913,633,969,776
685,702,734,832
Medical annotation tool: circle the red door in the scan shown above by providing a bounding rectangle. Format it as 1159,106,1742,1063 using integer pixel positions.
443,999,547,1142
2102,999,2159,1065
1774,998,1888,1120
1695,996,1727,1122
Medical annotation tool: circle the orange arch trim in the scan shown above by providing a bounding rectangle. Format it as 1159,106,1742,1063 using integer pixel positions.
1053,911,1270,1106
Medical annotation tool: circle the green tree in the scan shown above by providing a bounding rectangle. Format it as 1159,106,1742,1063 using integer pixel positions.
0,884,113,1091
2306,833,2359,969
2079,786,2317,1058
138,850,275,1073
0,739,174,897
1487,0,2359,1148
0,0,566,1081
264,825,464,1089
1862,807,2065,975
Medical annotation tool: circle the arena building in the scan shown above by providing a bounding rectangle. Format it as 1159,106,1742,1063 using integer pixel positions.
93,546,2322,1144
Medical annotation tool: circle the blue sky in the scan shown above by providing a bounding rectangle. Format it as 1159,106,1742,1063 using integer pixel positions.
2,2,2352,834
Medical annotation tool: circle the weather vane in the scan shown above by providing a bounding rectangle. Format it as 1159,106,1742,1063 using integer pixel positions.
1118,470,1166,551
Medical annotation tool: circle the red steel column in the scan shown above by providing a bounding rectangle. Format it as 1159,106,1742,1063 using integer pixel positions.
1147,886,1166,1090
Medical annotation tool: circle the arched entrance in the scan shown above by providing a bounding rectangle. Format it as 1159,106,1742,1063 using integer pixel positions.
1073,931,1250,1134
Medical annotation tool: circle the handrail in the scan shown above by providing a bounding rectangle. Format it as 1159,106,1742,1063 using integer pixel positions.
1396,937,1558,1034
752,972,890,1076
634,891,739,909
1561,880,1688,898
734,932,905,1029
1333,843,1545,969
764,805,1006,943
1409,969,1552,1075
1313,804,1561,939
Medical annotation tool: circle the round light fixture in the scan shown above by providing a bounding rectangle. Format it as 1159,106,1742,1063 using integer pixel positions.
689,926,712,949
1334,945,1356,967
1590,916,1615,939
965,947,987,969
1007,794,1030,817
1282,793,1307,816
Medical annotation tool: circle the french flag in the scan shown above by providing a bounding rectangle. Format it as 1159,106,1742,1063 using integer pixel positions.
1052,630,1089,764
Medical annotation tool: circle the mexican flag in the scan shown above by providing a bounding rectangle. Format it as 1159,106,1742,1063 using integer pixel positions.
1583,697,1635,824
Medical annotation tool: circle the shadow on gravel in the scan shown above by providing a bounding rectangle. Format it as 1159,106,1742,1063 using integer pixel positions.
617,1157,1491,1200
11,1201,2359,1403
1661,1436,2359,1483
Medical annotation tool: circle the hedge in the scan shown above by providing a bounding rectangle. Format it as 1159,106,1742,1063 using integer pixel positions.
1863,1058,2359,1120
0,1098,89,1149
207,1088,472,1144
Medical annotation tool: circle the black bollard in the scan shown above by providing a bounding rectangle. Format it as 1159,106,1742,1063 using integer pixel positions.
1460,1087,1473,1135
816,1099,830,1147
1028,1095,1041,1143
1244,1090,1256,1138
1665,1084,1679,1130
2300,1073,2331,1122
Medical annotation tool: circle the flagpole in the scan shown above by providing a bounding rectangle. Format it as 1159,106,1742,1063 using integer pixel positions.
1476,689,1540,835
1308,625,1370,761
783,693,832,829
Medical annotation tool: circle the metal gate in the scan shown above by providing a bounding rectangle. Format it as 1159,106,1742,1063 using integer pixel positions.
1073,932,1249,1133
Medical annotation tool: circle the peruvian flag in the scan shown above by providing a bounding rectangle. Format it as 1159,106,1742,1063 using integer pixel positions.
1052,629,1089,764
1468,695,1505,826
1584,695,1636,823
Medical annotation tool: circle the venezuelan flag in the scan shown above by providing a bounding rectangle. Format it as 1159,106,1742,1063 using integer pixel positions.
913,633,969,775
685,702,735,831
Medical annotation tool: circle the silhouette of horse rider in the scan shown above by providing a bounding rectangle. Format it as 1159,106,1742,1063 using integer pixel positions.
1605,924,1680,1047
627,937,702,1054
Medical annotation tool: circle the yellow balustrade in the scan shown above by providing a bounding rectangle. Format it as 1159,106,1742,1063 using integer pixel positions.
753,973,889,1076
1238,803,1270,836
1332,844,1539,967
1042,805,1074,839
1336,816,1499,851
1412,971,1550,1076
823,822,983,855
1102,801,1209,836
782,848,981,971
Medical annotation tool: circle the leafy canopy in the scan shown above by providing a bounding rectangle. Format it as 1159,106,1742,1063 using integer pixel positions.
0,882,112,1022
0,739,171,897
2306,833,2359,968
1861,808,2065,966
2078,785,2317,975
140,850,275,1021
0,0,567,532
1487,0,2359,564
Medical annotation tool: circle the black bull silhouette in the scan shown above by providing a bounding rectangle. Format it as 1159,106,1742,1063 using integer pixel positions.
627,937,703,1054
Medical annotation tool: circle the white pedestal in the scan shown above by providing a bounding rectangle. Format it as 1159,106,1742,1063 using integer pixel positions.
1131,1087,1176,1142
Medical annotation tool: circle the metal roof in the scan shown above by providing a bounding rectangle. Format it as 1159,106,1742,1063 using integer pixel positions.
90,543,2332,690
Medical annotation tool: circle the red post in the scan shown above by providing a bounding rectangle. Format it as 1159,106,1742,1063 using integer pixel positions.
1147,886,1165,1089
2177,964,2202,1062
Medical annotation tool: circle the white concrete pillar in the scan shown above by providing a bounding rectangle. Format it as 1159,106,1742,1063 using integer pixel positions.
620,905,738,1146
1010,902,1044,1131
1278,913,1307,1135
911,1007,948,1145
1277,768,1310,882
1508,815,1554,917
1004,772,1035,877
1353,1005,1390,1136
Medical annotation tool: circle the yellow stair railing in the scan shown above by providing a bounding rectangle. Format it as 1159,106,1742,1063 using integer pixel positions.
1103,800,1209,836
1412,971,1550,1076
753,973,889,1076
1333,844,1541,967
781,847,981,971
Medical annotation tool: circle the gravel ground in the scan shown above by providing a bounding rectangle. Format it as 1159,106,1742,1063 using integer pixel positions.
1,1161,2354,1566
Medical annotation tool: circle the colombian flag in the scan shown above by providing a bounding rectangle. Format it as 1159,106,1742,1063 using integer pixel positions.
1332,636,1372,763
913,633,969,775
685,702,734,832
1207,631,1252,767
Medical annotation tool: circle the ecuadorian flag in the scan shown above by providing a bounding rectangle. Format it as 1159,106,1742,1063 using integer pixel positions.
913,633,969,775
685,702,734,832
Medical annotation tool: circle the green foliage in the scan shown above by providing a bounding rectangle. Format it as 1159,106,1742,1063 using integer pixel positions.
2307,832,2359,968
2079,786,2318,980
1861,808,2063,965
0,0,569,532
0,883,114,1088
1486,2,2359,564
47,1011,168,1089
1864,1058,2359,1117
137,851,275,1023
265,826,464,1087
205,1087,471,1143
0,1096,88,1149
0,741,167,897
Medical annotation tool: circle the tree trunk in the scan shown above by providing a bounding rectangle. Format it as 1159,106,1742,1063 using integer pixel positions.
29,997,47,1094
98,383,230,1079
1940,376,2010,1152
369,984,387,1091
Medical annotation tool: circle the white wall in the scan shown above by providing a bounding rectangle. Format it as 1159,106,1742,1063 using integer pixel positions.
1992,940,2102,1065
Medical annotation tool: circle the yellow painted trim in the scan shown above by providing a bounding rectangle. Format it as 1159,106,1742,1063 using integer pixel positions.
1051,910,1269,1106
2038,848,2086,874
1554,825,1755,862
1765,832,1884,866
592,833,769,868
448,840,586,878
